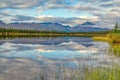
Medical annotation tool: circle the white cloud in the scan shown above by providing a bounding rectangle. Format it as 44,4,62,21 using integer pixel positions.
0,0,120,28
36,15,55,18
0,0,45,8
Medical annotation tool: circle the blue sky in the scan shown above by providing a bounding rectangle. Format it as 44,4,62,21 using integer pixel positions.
0,0,120,28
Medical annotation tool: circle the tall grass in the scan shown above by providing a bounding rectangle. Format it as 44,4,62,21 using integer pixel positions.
1,63,120,80
110,44,120,57
107,33,120,43
30,65,120,80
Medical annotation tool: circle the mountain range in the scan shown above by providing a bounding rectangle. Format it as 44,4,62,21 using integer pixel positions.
0,20,109,32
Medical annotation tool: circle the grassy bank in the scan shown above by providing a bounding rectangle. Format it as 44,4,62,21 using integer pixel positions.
93,33,120,43
107,33,120,43
93,36,111,42
93,23,120,43
93,33,120,57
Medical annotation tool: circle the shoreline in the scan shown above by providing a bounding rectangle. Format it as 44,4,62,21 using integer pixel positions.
93,33,120,43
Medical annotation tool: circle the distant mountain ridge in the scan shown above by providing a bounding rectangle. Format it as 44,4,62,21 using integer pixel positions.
82,21,95,25
0,20,5,24
0,20,109,32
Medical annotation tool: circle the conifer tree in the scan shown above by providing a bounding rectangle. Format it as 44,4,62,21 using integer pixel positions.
114,22,119,32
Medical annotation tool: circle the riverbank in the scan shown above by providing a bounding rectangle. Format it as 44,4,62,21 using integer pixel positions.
0,28,109,37
93,33,120,43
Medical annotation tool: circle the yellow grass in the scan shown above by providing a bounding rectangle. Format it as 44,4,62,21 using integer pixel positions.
93,33,120,43
93,37,111,42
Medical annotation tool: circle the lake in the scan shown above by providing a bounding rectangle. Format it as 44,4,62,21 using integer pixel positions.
0,37,120,80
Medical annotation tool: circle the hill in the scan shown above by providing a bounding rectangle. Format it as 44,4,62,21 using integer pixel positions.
0,20,109,32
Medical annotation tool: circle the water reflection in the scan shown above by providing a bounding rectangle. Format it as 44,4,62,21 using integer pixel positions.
0,37,120,80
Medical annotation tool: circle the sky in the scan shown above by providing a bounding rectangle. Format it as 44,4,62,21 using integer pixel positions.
0,0,120,28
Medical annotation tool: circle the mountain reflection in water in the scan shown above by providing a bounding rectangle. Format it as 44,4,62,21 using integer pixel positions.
0,37,119,80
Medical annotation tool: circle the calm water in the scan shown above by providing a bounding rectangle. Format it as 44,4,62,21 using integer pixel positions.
0,37,119,80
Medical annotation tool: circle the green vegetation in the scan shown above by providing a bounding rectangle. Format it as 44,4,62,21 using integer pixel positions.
93,23,120,43
93,23,120,57
113,22,120,33
93,37,111,42
33,65,120,80
0,28,109,37
110,44,120,57
84,67,120,80
106,33,120,43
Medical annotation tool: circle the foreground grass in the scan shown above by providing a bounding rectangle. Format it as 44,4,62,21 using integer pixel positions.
84,67,120,80
34,66,120,80
110,44,120,57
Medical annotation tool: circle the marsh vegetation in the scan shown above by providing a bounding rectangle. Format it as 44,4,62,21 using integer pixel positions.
93,23,120,43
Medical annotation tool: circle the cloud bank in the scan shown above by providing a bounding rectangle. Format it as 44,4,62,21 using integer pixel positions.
0,0,120,28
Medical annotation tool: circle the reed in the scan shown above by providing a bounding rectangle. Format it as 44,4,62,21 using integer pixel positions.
34,65,120,80
110,44,120,57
